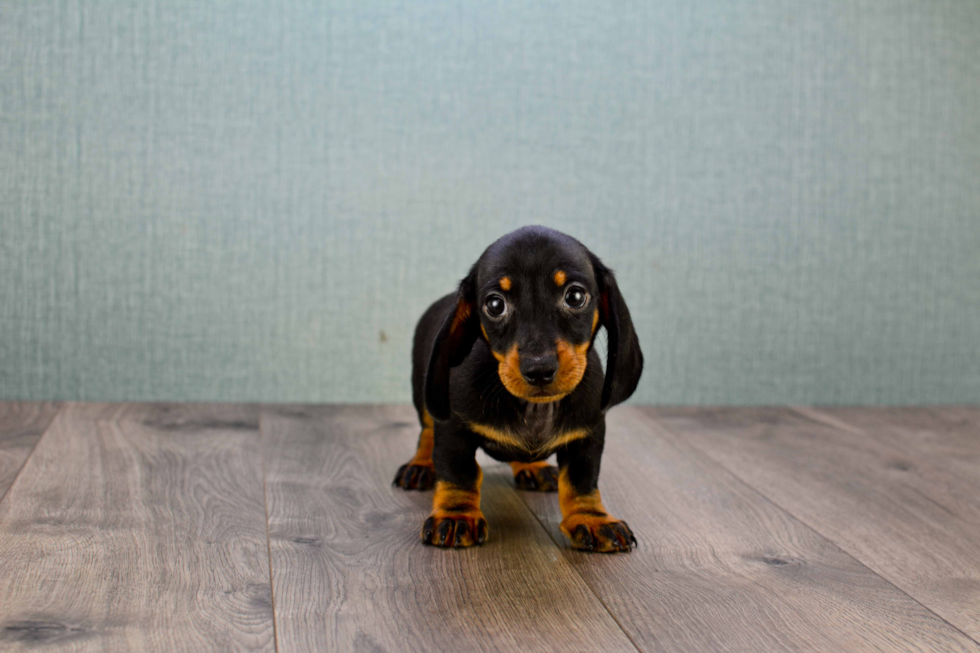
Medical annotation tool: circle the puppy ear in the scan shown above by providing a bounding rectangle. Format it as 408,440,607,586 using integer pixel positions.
590,254,644,410
424,269,480,421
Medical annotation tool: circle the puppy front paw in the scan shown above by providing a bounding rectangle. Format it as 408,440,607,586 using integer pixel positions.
560,514,636,553
511,462,559,492
393,461,436,490
422,512,488,548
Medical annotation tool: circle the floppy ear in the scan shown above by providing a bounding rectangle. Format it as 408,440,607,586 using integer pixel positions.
424,269,480,421
590,254,644,410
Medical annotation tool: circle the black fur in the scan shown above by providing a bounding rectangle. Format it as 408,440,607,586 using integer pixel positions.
408,226,643,497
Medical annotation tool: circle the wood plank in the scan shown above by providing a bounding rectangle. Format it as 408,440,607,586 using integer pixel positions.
261,404,637,653
795,406,980,523
0,402,61,501
520,407,979,652
649,405,980,644
797,406,980,463
0,403,275,652
955,405,980,428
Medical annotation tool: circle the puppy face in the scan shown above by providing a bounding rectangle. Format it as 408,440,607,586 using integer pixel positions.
476,230,601,403
424,225,643,420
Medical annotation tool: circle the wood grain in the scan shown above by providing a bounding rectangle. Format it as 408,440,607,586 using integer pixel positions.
0,402,61,502
649,405,980,644
0,403,275,652
261,404,638,653
797,406,980,519
520,407,980,652
4,402,977,652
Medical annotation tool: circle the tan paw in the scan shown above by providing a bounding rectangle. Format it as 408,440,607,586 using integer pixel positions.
560,514,636,553
421,511,488,548
392,461,436,490
511,462,559,492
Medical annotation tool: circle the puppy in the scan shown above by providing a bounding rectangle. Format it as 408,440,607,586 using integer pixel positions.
393,226,643,552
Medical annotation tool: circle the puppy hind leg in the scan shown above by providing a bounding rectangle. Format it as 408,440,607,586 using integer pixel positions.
510,460,559,492
393,410,436,490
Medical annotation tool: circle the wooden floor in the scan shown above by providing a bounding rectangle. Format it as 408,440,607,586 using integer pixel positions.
0,403,978,652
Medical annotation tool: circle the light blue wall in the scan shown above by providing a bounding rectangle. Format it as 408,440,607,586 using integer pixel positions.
2,1,979,404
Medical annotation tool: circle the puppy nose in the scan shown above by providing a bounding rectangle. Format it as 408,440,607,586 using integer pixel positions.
520,353,558,386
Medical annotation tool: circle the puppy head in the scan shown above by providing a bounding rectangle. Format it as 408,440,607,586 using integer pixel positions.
477,228,601,403
425,226,643,419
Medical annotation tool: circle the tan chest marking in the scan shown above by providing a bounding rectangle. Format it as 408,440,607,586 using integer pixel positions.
468,422,590,457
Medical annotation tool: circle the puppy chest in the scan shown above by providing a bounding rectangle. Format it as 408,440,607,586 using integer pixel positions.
511,402,559,451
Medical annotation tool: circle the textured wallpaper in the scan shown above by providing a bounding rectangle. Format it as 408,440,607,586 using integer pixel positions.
2,1,979,404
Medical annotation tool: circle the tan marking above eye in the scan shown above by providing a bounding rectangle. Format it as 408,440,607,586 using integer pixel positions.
553,270,567,286
499,277,512,291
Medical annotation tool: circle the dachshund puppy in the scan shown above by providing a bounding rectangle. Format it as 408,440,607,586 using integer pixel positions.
393,226,643,552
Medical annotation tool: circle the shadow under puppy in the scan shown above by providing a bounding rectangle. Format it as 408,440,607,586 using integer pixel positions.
393,226,643,552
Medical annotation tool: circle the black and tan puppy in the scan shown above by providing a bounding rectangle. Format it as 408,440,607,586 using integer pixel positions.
393,226,643,552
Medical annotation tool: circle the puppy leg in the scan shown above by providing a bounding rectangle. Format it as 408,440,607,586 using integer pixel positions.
422,428,487,547
510,461,559,492
557,436,635,553
393,410,436,490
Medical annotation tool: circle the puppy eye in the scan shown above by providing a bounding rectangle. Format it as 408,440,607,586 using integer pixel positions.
484,294,507,318
564,286,588,309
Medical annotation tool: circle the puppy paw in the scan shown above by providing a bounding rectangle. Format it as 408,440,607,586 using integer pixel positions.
561,515,636,553
392,462,436,490
511,462,559,492
421,512,488,548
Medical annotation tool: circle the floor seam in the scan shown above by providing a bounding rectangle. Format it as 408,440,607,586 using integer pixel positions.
515,484,645,653
0,402,66,508
645,407,980,649
259,407,281,653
